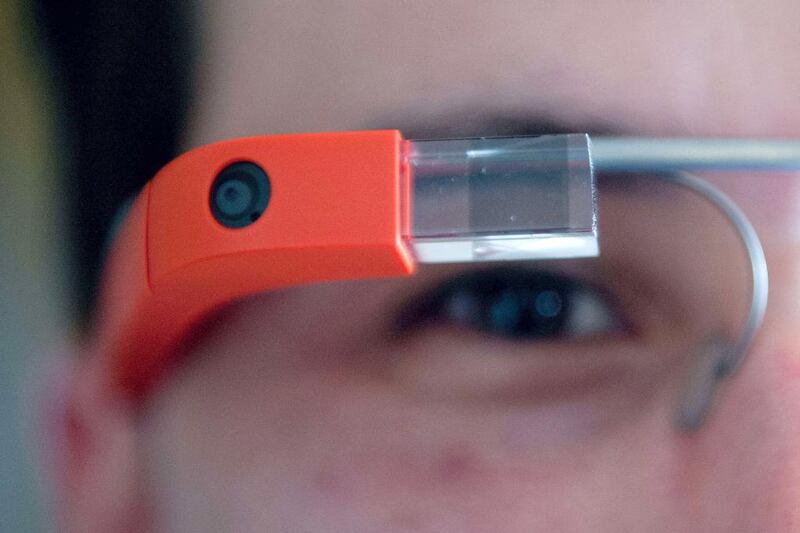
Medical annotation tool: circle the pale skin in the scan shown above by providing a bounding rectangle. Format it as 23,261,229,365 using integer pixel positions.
59,2,800,531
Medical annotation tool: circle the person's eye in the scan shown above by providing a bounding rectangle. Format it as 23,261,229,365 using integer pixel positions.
397,267,628,341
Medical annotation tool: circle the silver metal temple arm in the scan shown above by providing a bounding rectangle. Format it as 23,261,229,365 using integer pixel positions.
592,137,800,172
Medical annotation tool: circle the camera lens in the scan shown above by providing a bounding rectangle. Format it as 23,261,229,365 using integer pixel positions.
210,162,271,228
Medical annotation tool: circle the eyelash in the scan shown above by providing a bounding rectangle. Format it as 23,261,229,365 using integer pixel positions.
395,267,628,341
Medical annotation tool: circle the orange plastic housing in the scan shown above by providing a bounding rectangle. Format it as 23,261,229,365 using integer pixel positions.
89,130,415,399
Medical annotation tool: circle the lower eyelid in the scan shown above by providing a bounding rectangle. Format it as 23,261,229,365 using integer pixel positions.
387,328,680,407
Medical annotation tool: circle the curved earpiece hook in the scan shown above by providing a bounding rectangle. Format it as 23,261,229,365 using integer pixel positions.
655,171,769,431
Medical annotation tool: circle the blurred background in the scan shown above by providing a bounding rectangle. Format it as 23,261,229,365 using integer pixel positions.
1,1,193,529
2,2,66,530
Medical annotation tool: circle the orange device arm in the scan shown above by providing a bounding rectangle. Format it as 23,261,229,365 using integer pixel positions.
88,130,415,399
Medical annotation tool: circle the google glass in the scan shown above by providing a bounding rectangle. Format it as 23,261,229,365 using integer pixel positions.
89,130,800,430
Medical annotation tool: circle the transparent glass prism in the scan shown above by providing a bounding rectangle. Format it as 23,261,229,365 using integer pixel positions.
407,134,598,263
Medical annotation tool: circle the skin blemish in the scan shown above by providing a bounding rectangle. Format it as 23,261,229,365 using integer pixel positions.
435,443,483,485
778,350,800,381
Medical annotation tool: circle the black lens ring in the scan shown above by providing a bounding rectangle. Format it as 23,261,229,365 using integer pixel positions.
210,161,271,228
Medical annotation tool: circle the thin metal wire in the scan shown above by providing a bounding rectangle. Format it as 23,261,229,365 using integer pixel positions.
592,137,800,172
652,171,769,430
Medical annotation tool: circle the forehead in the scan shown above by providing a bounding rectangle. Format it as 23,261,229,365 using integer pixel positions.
190,0,800,143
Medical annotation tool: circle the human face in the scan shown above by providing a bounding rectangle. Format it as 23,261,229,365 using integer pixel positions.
78,2,800,532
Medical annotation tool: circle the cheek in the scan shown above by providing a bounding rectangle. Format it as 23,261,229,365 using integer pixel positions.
670,221,800,528
145,358,678,532
670,342,800,530
144,340,800,533
199,380,538,530
670,232,800,528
